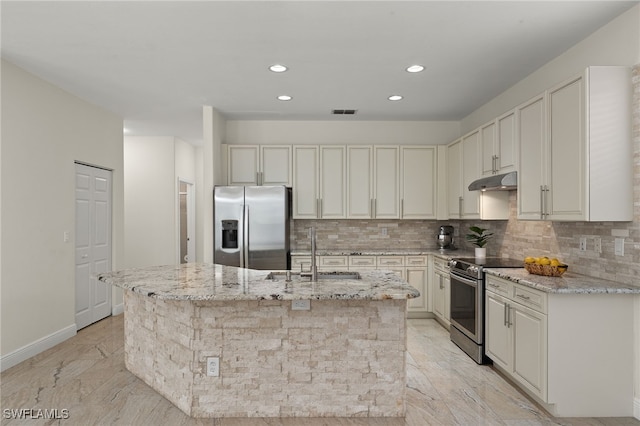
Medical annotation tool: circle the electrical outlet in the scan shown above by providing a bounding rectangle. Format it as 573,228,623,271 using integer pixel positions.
593,237,602,254
579,237,587,252
292,300,310,311
207,357,219,377
614,238,625,256
381,227,388,236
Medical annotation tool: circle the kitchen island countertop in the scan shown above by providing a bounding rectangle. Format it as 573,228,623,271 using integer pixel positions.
485,267,640,294
97,262,420,301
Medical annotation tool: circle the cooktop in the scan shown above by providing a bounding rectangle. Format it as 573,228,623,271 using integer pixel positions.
451,257,523,268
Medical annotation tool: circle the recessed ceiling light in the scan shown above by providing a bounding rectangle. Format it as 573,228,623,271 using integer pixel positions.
406,65,425,73
269,64,288,73
388,95,403,101
277,95,292,101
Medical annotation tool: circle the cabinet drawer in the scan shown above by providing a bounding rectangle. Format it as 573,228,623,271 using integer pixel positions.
348,256,376,267
486,275,512,297
377,256,404,267
291,256,312,269
319,256,348,268
405,256,427,267
513,283,547,313
433,257,450,272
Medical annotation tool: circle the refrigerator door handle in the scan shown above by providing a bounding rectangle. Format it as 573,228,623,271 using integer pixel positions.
243,204,250,268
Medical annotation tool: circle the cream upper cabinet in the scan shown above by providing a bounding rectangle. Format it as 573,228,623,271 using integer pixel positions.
319,146,346,219
373,146,400,219
347,146,373,219
401,146,437,219
517,93,546,219
518,66,632,221
227,145,292,186
446,139,462,219
481,111,517,177
260,145,292,186
293,145,346,219
292,145,319,219
227,145,260,185
461,130,480,218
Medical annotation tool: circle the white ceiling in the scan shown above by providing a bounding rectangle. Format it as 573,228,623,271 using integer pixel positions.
2,1,638,145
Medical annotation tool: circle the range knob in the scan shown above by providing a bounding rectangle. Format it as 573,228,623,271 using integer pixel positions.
448,260,457,268
467,265,479,275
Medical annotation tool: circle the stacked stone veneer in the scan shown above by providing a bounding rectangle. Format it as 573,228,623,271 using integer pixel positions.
124,290,407,418
292,64,640,287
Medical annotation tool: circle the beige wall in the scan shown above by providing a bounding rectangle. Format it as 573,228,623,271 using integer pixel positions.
1,60,124,360
225,120,459,146
461,4,640,134
124,136,197,268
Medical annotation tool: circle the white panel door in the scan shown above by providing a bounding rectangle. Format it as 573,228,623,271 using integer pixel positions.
75,163,112,330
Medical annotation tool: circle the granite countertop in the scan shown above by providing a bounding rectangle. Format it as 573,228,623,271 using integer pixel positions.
485,268,640,295
291,249,468,257
97,263,420,301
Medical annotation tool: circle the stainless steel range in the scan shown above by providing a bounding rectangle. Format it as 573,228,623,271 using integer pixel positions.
448,256,522,364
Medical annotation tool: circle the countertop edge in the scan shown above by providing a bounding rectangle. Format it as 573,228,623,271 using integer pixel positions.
484,268,640,294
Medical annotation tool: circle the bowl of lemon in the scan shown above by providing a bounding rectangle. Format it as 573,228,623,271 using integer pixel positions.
524,256,568,277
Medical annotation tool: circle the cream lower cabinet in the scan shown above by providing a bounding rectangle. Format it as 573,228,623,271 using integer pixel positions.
485,274,634,417
291,254,429,316
432,257,450,327
485,278,547,401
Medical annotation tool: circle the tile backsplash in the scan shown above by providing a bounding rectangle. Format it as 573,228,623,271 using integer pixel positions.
292,64,640,287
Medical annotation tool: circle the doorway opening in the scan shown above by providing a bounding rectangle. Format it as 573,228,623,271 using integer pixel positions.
178,179,195,263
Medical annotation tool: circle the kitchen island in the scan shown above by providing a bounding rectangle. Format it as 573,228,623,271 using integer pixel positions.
97,263,419,418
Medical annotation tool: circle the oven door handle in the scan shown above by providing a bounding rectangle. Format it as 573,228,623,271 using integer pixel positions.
449,272,479,288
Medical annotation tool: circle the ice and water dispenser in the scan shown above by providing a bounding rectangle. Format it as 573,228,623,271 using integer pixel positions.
221,220,238,249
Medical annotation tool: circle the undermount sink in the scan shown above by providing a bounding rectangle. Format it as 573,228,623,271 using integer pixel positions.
266,271,361,281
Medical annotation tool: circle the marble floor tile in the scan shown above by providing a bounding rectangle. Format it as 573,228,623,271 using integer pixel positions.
1,316,638,426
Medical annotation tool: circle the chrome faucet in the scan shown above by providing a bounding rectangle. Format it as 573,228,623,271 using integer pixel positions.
300,227,318,281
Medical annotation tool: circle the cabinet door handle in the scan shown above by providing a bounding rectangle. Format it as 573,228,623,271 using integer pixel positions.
458,196,463,217
504,302,508,327
401,199,404,218
494,155,499,173
370,199,374,218
540,185,545,219
516,294,531,301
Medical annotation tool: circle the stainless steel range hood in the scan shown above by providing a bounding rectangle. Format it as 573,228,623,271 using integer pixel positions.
468,171,517,191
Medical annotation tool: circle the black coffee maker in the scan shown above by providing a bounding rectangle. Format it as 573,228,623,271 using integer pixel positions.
437,225,455,250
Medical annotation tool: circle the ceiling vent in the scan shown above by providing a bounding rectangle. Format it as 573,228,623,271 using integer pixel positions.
332,109,358,115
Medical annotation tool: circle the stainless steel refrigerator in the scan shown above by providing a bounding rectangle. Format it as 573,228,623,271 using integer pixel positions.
214,186,290,270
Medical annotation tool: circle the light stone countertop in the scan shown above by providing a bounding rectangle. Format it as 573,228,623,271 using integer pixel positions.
485,268,640,294
97,263,420,301
291,249,467,257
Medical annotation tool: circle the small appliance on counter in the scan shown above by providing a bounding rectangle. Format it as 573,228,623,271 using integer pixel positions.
437,225,456,250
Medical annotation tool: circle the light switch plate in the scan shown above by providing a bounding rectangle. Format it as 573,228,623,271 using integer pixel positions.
292,300,310,311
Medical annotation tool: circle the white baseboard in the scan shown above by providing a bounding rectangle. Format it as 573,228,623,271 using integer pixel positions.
112,303,124,316
0,324,76,372
634,397,640,420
